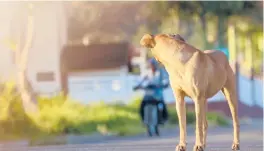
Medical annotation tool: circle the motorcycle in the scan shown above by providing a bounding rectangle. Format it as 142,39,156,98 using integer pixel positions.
133,83,169,137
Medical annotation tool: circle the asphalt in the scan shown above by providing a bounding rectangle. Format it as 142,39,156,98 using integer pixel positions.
0,119,263,151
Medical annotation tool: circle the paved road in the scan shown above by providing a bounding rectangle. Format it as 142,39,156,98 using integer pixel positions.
1,121,263,151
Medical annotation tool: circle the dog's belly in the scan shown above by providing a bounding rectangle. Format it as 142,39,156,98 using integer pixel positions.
205,84,224,99
171,77,225,100
168,65,227,100
205,73,227,99
205,62,227,99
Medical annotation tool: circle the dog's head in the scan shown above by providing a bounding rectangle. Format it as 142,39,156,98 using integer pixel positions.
140,33,187,65
140,33,185,49
140,34,156,48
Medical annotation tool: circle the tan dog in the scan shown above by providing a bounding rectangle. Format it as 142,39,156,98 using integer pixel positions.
140,33,240,151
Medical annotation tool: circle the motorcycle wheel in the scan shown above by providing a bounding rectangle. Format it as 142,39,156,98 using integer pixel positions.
148,124,159,137
155,126,160,136
147,125,153,137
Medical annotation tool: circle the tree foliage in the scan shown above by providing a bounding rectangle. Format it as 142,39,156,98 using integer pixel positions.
66,1,148,43
134,1,262,74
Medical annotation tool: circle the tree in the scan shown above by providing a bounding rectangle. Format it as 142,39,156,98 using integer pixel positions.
2,2,38,114
196,1,261,48
140,1,261,49
138,1,210,49
66,1,147,43
136,1,263,75
132,25,151,46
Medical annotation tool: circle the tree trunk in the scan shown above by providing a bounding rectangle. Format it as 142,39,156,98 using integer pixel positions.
227,21,240,102
217,15,226,48
184,20,193,40
200,14,209,50
15,3,38,114
17,70,38,113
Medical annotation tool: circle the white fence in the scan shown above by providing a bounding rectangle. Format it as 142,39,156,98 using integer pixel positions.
129,73,263,108
67,72,263,108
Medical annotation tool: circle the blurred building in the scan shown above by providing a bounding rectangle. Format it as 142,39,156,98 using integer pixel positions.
0,2,67,95
61,42,139,103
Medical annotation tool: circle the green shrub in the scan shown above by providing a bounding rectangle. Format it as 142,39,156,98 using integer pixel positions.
0,82,229,141
167,105,178,124
167,105,196,125
33,97,143,136
207,112,229,126
0,83,144,140
127,96,142,108
167,105,229,126
0,82,41,140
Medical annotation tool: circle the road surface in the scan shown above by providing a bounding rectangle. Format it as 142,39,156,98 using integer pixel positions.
1,120,263,151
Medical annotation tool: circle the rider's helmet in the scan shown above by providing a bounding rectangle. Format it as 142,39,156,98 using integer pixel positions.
148,58,159,71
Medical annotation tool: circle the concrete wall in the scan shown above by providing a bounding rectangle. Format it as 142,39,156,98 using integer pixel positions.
27,2,67,95
67,66,133,104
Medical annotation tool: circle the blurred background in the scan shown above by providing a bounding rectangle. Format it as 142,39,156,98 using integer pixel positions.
0,1,262,149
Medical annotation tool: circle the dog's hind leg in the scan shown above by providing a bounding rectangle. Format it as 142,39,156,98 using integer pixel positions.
173,89,187,151
221,66,240,150
202,100,208,149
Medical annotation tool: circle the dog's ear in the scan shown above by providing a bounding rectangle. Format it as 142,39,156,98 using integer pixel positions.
170,34,185,42
140,34,156,48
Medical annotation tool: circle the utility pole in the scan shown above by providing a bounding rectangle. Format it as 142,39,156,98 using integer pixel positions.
228,22,240,102
245,35,255,106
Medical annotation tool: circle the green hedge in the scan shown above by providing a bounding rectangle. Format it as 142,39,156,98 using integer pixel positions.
0,82,228,141
167,105,229,126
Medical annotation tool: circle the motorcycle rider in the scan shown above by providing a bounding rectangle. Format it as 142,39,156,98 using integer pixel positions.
135,58,169,125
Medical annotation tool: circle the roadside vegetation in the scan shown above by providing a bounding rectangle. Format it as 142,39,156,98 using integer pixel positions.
0,82,228,142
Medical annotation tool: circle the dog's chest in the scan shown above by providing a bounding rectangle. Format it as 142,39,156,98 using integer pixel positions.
166,60,210,98
167,68,191,89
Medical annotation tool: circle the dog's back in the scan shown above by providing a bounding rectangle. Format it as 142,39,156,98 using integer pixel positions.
203,50,228,68
169,34,185,42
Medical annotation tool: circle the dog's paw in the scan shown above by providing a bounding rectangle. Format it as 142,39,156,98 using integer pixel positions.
232,143,240,150
193,145,204,151
175,145,186,151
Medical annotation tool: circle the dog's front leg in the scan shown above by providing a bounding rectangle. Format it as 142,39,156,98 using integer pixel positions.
173,89,187,151
193,98,205,151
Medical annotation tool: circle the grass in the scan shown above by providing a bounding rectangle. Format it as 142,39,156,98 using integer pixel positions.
167,105,196,125
33,97,145,136
167,105,229,126
0,82,229,143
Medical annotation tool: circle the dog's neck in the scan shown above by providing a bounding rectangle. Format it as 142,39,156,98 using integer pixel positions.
151,37,197,68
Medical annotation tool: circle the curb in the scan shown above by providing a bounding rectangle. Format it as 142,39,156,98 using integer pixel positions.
66,134,118,145
29,135,67,146
0,140,29,148
29,133,119,146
